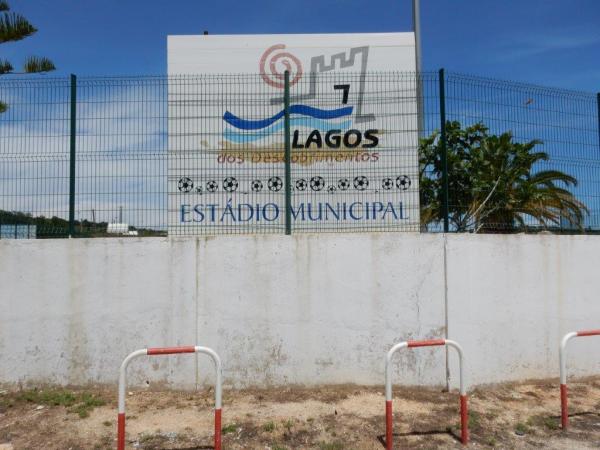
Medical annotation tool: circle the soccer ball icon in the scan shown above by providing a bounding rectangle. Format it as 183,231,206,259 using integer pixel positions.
354,176,369,191
295,179,307,191
206,180,218,192
310,176,325,191
327,185,336,193
397,175,411,190
268,176,283,192
382,177,394,190
223,177,239,192
251,179,263,192
338,178,350,190
178,177,194,193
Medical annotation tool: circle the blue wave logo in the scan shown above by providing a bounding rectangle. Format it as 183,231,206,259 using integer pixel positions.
223,104,353,143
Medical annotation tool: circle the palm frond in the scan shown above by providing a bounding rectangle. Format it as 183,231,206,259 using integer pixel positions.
530,170,578,187
0,12,36,43
0,59,12,74
23,56,55,73
420,120,588,232
0,1,9,12
519,187,588,228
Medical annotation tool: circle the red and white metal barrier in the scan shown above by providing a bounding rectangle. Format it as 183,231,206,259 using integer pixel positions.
385,339,468,449
559,329,600,430
117,346,222,450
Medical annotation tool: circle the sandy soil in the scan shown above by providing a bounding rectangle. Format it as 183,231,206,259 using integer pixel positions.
1,377,600,449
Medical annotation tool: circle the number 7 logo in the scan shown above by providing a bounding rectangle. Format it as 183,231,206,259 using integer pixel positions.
334,84,350,104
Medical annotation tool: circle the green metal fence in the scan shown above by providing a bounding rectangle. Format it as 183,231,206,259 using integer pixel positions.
0,71,598,237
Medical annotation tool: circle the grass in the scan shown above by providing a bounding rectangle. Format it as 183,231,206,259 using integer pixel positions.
138,433,159,444
271,446,288,450
468,410,482,432
18,389,77,406
13,388,106,418
262,421,276,432
0,396,14,409
282,419,294,431
544,417,560,430
68,392,106,418
527,414,559,431
514,422,530,435
222,423,238,434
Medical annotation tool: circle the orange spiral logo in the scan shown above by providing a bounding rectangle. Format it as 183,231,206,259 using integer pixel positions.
259,44,303,89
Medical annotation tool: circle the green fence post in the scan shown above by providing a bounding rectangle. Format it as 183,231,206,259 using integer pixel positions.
439,68,449,233
284,70,292,235
597,93,600,151
68,74,77,237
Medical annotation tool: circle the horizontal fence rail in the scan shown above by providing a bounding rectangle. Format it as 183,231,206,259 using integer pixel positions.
0,71,598,237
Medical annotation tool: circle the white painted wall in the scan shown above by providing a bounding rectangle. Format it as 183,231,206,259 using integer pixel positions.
0,234,598,389
167,32,416,75
446,234,600,388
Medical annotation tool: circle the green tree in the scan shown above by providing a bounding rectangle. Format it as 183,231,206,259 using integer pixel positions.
0,0,55,111
420,121,588,232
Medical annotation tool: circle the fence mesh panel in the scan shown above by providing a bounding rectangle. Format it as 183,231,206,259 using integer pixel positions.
169,74,286,235
0,78,71,237
442,73,599,232
286,72,420,232
0,71,597,237
77,77,168,236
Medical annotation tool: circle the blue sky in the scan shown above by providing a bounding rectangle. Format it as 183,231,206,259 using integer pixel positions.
3,0,600,91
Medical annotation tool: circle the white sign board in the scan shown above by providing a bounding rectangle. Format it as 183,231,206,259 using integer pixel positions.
168,32,419,234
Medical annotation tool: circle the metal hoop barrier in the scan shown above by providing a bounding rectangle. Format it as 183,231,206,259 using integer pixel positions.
559,329,600,430
117,346,222,450
385,339,468,449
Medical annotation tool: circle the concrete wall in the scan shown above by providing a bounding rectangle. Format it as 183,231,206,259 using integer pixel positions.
0,234,598,389
447,234,600,386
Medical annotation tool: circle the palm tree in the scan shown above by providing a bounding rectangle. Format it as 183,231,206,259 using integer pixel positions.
0,0,55,111
420,121,588,232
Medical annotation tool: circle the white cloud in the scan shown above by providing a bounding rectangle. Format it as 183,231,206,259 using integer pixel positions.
495,28,600,61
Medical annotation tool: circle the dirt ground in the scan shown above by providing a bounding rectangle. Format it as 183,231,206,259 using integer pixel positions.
1,377,600,449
